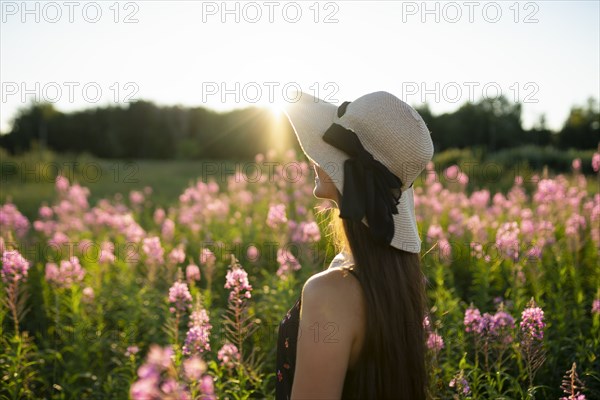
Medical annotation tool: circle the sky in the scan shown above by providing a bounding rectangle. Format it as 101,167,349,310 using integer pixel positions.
1,0,599,134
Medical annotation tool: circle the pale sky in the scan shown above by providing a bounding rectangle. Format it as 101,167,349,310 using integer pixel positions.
1,0,599,134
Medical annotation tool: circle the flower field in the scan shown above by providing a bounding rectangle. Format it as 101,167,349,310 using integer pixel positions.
1,150,599,399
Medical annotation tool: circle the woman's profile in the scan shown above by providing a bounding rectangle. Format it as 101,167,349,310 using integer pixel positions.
275,91,435,400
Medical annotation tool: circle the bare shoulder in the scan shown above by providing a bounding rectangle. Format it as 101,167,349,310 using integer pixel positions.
304,267,361,297
300,267,365,322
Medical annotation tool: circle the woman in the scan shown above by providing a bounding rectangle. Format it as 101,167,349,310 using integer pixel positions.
275,91,435,399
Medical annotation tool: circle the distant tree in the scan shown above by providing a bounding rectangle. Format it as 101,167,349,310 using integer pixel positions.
0,100,295,160
1,96,597,159
1,103,59,153
528,113,556,147
558,97,600,150
417,95,524,153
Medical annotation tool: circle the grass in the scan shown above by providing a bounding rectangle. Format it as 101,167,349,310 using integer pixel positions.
1,149,250,220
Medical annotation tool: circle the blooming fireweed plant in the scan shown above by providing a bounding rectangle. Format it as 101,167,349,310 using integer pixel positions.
0,149,599,399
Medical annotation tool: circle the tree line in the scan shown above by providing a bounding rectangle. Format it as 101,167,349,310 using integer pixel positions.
0,95,598,160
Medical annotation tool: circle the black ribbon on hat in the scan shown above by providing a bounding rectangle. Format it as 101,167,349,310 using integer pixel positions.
322,102,408,246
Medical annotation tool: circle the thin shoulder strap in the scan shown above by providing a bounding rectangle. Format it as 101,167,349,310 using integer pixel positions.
346,267,359,280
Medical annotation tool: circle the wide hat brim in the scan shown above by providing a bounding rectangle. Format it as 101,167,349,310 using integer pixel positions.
283,92,422,254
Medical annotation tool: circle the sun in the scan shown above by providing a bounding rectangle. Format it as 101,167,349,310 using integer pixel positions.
261,99,290,152
261,100,284,118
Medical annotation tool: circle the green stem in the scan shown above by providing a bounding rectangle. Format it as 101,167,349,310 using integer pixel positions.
174,310,180,347
236,301,243,359
8,283,20,337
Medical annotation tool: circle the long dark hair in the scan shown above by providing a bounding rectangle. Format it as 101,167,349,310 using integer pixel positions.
323,205,429,399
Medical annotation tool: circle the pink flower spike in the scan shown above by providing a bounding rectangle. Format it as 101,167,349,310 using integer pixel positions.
168,281,192,312
520,300,545,340
1,250,30,283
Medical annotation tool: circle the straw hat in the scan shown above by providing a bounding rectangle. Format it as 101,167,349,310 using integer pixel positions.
283,91,434,254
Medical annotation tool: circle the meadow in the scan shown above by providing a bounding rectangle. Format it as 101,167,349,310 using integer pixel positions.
1,147,599,399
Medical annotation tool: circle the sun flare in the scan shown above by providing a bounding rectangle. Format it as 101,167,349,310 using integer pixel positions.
262,100,284,118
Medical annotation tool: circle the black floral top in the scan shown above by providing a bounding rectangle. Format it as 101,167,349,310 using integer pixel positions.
275,250,359,400
275,294,302,399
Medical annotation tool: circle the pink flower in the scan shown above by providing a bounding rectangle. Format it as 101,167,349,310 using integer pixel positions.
591,298,600,315
217,342,240,369
534,179,566,205
183,308,212,355
68,184,91,210
289,221,321,243
492,310,515,331
168,245,186,266
45,263,59,283
464,306,482,334
565,213,586,236
469,190,490,209
45,256,85,289
592,152,600,172
0,203,30,238
444,165,461,181
190,308,210,327
199,375,215,397
200,248,216,267
82,287,95,303
426,332,444,352
520,301,545,340
130,344,214,400
572,158,581,171
490,310,515,343
225,266,252,302
147,345,174,369
427,224,444,241
449,371,471,396
160,378,178,394
464,304,515,343
125,346,139,357
183,356,207,381
182,324,211,355
129,190,145,206
422,315,432,333
161,219,175,242
55,175,69,192
154,208,166,225
168,281,192,313
246,245,259,262
143,236,164,266
78,239,93,254
438,239,452,261
560,395,586,400
520,219,535,239
1,250,30,283
99,241,115,264
478,312,495,336
39,205,53,219
276,248,301,280
186,264,201,282
266,204,287,229
495,221,520,261
130,377,160,400
48,231,70,248
526,245,542,260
